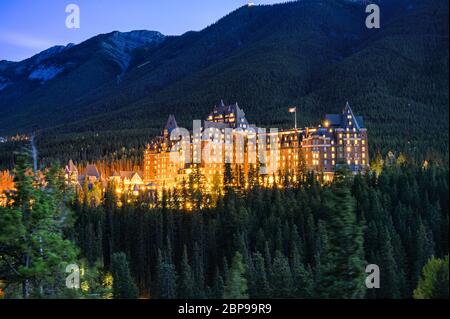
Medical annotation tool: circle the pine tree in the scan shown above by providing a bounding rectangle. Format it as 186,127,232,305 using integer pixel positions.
238,164,245,189
413,219,435,284
178,245,194,298
299,264,315,298
0,154,78,298
413,256,449,299
188,164,204,210
248,163,260,189
212,266,224,299
270,251,294,298
192,242,205,298
263,241,272,278
251,252,270,298
290,243,313,298
155,249,177,299
224,252,248,299
377,227,401,298
111,252,138,299
224,163,233,189
317,168,366,299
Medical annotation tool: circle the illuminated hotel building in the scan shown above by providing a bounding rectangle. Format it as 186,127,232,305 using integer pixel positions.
143,101,369,188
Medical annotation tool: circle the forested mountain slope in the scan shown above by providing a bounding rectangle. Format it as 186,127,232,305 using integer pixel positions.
0,0,447,167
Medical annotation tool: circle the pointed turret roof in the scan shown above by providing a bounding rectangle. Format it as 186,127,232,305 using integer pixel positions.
343,101,353,116
325,101,365,129
343,101,361,130
68,159,78,173
164,114,178,133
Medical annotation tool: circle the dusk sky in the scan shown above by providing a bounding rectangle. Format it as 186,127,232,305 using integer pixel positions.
0,0,283,62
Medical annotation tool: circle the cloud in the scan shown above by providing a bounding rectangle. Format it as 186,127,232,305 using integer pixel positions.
0,31,54,50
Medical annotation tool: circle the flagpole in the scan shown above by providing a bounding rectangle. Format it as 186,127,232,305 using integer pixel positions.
289,106,298,130
295,108,297,130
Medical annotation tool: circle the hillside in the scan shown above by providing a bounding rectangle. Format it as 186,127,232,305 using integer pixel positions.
0,0,447,167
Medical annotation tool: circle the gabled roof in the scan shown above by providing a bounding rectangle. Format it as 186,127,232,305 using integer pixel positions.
119,171,143,180
212,101,241,116
208,101,250,129
119,171,134,179
85,164,100,178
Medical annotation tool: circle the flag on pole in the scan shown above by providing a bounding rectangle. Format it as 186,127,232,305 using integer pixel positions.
288,107,296,113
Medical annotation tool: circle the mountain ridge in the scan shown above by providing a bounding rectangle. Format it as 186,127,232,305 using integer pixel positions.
0,0,447,166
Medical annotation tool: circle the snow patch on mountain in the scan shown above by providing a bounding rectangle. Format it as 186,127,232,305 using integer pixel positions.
101,31,165,79
29,65,65,82
10,44,74,77
0,76,11,91
0,83,10,91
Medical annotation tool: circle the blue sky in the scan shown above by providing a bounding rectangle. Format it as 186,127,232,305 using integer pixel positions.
0,0,283,62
